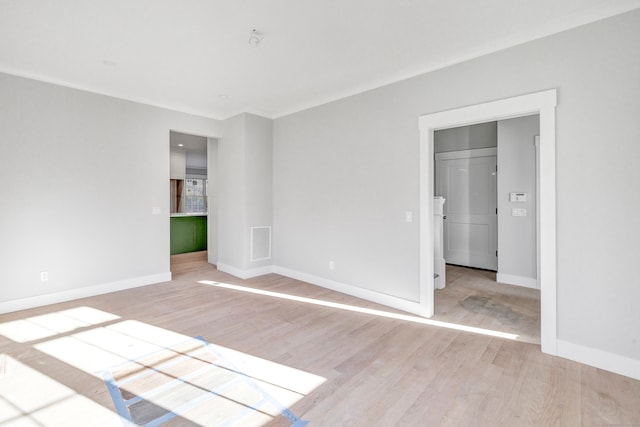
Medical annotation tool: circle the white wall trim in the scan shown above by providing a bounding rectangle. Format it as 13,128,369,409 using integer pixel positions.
557,340,640,381
217,263,274,279
0,272,171,315
496,273,539,289
419,89,558,355
273,266,429,317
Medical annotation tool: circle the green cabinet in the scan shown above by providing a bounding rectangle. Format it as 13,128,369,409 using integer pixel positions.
170,215,207,255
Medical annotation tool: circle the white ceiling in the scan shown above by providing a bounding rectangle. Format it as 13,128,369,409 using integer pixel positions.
1,1,638,120
170,131,207,154
170,131,207,170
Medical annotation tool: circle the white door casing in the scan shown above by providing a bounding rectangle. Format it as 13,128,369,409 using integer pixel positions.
419,89,557,355
436,148,498,271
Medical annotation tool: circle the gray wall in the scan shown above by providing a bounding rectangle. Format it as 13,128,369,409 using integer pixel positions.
273,99,419,300
245,114,273,269
497,115,539,284
0,72,221,302
273,10,640,359
434,122,497,153
217,113,273,272
218,114,247,269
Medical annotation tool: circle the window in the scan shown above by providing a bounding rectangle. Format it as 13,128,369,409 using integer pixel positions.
184,178,207,213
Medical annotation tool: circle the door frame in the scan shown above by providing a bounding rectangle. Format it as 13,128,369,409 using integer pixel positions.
418,89,557,355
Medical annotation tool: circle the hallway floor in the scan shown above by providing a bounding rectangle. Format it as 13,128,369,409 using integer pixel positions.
433,265,541,344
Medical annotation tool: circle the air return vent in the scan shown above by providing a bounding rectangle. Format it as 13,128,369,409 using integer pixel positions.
250,226,271,262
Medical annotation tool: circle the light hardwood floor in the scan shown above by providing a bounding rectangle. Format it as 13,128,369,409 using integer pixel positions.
0,257,638,426
433,265,541,345
170,250,209,275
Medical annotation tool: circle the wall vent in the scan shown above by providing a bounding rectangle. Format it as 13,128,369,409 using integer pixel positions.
250,226,272,262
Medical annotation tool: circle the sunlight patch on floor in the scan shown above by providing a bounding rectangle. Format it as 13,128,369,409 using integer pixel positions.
14,315,324,426
198,280,520,341
0,354,122,426
0,307,120,343
103,337,317,426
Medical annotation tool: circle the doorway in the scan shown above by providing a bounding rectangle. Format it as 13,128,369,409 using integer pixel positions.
434,120,539,342
419,89,557,355
169,131,219,274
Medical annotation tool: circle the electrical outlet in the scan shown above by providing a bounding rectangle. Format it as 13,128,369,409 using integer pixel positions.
329,261,335,270
40,271,49,282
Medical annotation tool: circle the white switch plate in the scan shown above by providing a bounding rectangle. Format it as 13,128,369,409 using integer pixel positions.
152,207,161,215
509,192,527,202
512,208,527,217
40,271,49,282
405,211,413,223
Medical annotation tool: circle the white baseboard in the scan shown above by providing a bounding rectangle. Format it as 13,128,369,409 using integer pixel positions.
557,339,640,381
217,263,274,280
272,265,428,317
497,273,538,289
0,272,172,315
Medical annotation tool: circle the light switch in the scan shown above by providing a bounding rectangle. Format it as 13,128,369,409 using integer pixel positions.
405,211,413,223
152,207,161,215
512,208,527,217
